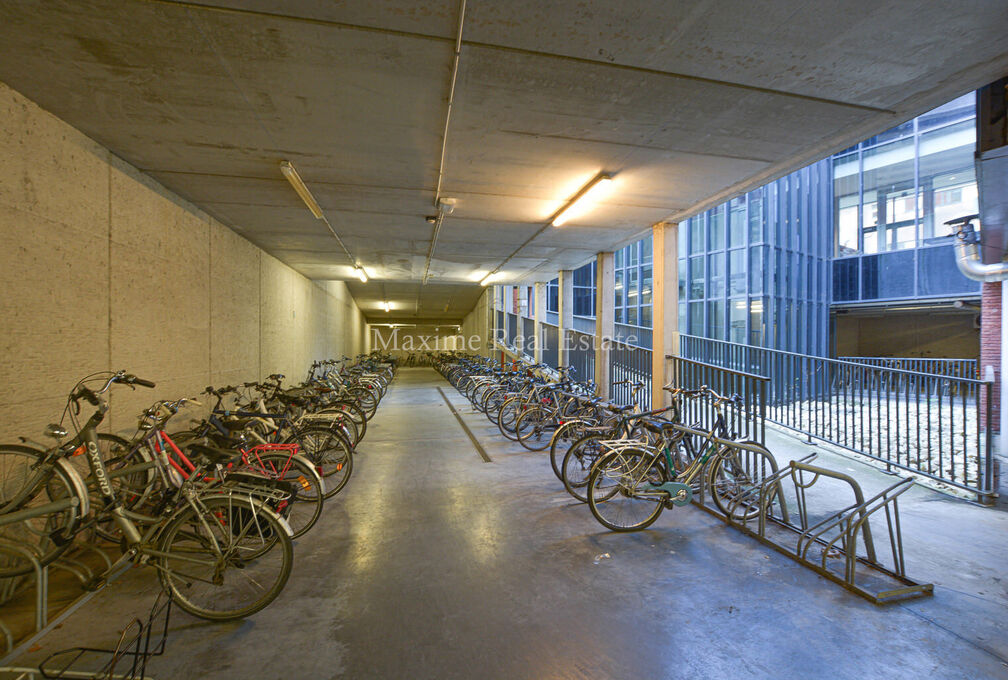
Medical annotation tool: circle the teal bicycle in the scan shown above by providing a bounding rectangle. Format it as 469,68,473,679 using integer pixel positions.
585,387,780,531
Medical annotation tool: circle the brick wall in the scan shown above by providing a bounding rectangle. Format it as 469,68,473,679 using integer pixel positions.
980,281,1001,432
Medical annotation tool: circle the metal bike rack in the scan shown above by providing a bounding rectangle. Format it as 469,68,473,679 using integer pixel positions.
0,545,138,677
695,451,934,604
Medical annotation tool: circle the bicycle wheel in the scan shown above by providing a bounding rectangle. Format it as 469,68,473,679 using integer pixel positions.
287,426,353,499
349,386,378,420
0,446,85,576
561,434,608,503
587,448,668,532
157,494,292,621
709,441,777,522
515,408,551,451
549,420,589,480
496,397,522,440
326,400,367,444
252,453,324,539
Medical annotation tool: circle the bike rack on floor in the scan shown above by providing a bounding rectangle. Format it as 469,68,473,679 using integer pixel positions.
0,543,145,678
694,450,934,604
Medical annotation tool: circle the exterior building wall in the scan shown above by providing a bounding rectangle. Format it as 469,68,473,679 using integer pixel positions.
678,160,833,356
834,311,978,358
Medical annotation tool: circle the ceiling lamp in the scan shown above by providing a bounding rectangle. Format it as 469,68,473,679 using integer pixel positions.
551,173,613,227
479,272,498,287
383,301,391,312
355,266,369,283
280,161,324,219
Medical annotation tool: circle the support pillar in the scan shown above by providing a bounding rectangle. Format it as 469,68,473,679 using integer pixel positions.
558,270,574,370
595,252,615,398
533,282,546,364
651,222,680,409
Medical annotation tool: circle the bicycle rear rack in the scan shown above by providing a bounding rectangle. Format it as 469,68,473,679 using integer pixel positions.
693,448,934,604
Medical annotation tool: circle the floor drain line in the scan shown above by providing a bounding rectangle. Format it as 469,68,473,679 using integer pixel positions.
437,387,492,463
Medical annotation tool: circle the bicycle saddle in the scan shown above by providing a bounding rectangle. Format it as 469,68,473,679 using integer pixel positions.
638,418,675,435
185,442,240,465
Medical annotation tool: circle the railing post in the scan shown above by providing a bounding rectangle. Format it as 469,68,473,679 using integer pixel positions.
983,379,995,504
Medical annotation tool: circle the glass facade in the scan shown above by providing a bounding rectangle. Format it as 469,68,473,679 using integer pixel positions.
832,93,980,303
614,236,653,330
678,162,832,356
493,92,981,361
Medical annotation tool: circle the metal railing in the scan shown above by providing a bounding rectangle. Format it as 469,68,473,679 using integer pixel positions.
567,329,596,385
680,334,995,503
667,355,768,444
609,339,652,407
542,323,559,369
522,317,535,357
838,356,978,382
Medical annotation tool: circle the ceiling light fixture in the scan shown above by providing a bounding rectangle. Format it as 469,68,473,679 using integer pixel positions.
280,160,370,284
479,272,498,287
280,161,324,219
551,173,613,227
383,301,391,312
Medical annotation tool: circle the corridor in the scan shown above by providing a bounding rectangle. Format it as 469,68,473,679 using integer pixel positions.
14,369,1006,679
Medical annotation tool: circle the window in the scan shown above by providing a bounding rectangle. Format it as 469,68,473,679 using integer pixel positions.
862,136,916,252
612,235,653,329
572,261,596,317
709,206,725,251
546,278,558,313
833,152,860,256
918,118,977,242
728,197,746,247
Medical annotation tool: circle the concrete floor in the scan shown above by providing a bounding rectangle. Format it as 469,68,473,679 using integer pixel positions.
9,368,1008,679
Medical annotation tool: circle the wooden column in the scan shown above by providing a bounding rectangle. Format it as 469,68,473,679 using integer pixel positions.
595,252,615,398
651,222,680,409
533,282,546,363
557,270,574,370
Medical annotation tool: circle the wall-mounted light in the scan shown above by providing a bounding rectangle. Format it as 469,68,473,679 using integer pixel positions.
280,161,324,219
551,173,613,227
383,301,391,312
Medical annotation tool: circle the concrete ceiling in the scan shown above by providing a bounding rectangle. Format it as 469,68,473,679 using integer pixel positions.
1,1,1006,322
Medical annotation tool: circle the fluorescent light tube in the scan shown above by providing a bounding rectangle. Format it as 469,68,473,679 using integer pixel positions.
280,161,324,219
551,174,613,227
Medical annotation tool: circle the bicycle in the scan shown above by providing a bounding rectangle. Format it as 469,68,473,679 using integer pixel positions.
0,371,294,620
585,386,781,532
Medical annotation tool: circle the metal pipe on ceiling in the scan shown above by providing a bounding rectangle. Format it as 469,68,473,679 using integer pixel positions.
421,0,466,287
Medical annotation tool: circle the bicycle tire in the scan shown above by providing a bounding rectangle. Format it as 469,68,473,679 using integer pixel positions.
0,445,84,577
156,494,292,621
252,453,324,539
587,448,667,532
286,426,353,499
515,409,552,451
708,440,777,522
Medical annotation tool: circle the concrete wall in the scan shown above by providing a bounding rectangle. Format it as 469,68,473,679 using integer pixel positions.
0,81,367,437
371,326,466,360
834,310,979,359
461,289,491,356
